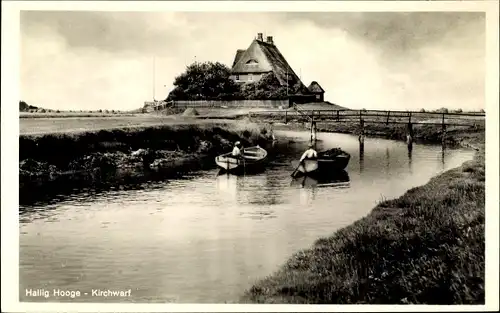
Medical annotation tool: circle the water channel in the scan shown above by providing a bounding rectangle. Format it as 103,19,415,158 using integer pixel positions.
19,130,475,303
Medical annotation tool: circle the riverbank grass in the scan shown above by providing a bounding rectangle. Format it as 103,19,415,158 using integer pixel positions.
19,120,273,185
243,140,485,304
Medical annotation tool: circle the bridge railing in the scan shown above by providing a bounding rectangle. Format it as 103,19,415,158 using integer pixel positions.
248,109,485,127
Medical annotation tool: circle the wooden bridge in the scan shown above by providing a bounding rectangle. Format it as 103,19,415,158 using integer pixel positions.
143,100,173,112
249,105,485,126
248,105,485,143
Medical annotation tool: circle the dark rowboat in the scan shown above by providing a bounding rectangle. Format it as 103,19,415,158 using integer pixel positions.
215,146,268,174
291,169,350,188
292,148,350,177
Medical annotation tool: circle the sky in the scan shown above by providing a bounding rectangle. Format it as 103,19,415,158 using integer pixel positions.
20,11,486,111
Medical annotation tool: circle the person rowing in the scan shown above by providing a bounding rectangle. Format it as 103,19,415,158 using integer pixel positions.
290,142,319,178
299,143,318,163
232,141,243,158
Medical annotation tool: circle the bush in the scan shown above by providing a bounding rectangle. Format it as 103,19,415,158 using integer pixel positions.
166,61,240,101
166,63,301,101
436,107,449,113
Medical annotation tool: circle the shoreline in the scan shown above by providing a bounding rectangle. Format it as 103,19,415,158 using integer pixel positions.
241,126,485,304
19,120,274,205
18,116,486,303
270,120,483,148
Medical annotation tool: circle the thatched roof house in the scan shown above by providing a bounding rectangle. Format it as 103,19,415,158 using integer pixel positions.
307,81,325,102
230,33,308,93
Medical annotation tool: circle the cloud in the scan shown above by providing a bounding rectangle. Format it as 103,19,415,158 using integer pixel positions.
20,11,485,111
283,12,484,55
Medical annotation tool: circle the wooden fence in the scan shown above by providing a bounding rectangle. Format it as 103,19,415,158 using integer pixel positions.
248,108,485,128
171,100,289,109
144,99,290,111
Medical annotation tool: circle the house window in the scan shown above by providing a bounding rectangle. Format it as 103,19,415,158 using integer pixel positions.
248,74,253,81
316,94,321,100
235,74,240,81
246,59,258,67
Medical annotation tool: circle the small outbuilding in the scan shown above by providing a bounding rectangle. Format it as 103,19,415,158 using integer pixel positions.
307,81,325,102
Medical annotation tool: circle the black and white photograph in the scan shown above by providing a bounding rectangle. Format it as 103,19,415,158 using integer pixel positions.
1,0,499,311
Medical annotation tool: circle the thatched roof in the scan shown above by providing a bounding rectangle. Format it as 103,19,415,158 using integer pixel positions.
308,81,325,93
232,49,246,67
231,38,308,92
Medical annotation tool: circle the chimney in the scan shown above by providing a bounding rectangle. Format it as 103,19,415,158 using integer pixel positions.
266,36,273,44
257,33,263,41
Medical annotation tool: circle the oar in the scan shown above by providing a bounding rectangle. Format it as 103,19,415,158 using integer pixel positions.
291,160,303,177
242,155,246,176
300,162,308,187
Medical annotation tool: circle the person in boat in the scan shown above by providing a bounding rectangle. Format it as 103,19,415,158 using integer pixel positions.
232,141,243,158
299,143,318,163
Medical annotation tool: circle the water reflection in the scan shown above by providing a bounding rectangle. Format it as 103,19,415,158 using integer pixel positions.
298,187,317,205
386,147,391,170
359,141,365,173
215,171,285,206
290,170,350,189
408,142,413,173
441,145,446,171
215,173,239,202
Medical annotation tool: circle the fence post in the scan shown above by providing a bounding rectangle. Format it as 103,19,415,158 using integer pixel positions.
407,120,413,145
441,113,446,145
284,110,288,124
386,111,390,125
337,110,340,122
311,121,317,142
359,111,365,143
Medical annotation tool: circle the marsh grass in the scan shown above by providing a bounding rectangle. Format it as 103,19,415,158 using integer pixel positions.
243,138,485,304
20,121,270,166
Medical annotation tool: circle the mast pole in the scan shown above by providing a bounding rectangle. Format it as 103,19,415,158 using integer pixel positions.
153,56,156,101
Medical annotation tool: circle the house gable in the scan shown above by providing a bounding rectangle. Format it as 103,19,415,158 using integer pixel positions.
308,81,325,94
230,34,310,94
232,49,246,67
231,40,273,74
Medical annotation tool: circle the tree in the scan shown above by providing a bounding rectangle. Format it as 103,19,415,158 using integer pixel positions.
239,72,288,100
256,72,282,91
19,100,39,112
166,62,240,101
19,101,29,111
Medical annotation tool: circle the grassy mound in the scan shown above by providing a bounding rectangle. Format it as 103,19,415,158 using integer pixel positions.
182,108,200,116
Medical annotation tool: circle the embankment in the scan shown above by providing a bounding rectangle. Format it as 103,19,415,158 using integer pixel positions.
19,121,273,204
242,130,485,304
271,120,484,147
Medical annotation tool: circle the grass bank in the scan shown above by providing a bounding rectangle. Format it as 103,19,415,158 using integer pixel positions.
19,120,273,204
242,130,485,304
270,119,484,148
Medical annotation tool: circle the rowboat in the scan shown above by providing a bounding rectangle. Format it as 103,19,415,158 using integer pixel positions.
291,169,350,188
215,146,268,174
292,148,350,177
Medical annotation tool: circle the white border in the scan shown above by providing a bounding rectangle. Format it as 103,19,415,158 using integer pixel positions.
2,1,499,312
